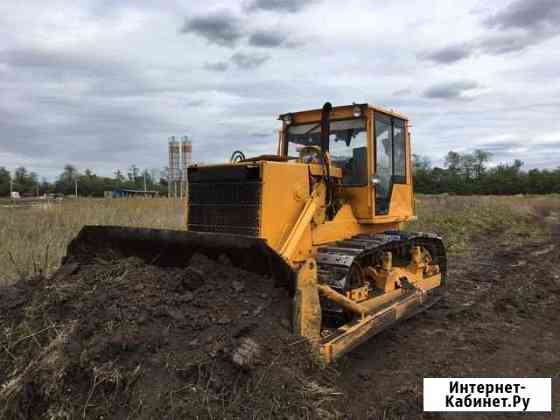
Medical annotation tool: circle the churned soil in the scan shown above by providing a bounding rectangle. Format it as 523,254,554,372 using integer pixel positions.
1,221,559,419
0,253,340,419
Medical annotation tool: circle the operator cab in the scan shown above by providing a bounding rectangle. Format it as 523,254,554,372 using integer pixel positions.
285,117,368,185
279,103,412,220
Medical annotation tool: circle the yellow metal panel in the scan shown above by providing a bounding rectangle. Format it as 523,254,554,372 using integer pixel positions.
279,182,325,263
369,104,409,121
288,105,358,125
308,163,342,178
260,161,309,251
282,104,409,126
367,107,374,213
338,186,371,219
387,184,414,218
312,205,402,245
293,258,321,344
312,204,360,244
406,125,416,218
293,226,314,262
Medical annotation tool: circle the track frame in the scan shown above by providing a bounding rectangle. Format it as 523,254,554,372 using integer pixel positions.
294,231,447,363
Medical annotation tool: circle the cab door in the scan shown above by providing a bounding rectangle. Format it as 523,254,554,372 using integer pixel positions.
373,112,407,215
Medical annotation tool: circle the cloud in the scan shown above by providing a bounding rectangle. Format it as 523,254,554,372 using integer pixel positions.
205,53,272,72
477,140,525,153
180,11,244,47
249,30,296,48
425,43,473,64
392,88,412,96
479,0,560,55
0,96,173,160
204,61,229,71
477,33,535,55
423,80,479,99
186,99,206,107
246,0,318,13
424,0,560,64
477,138,560,156
0,43,191,176
0,47,105,74
0,46,162,99
249,130,273,138
230,52,269,69
483,0,560,31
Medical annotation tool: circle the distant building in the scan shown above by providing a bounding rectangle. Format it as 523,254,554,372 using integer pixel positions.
106,188,159,198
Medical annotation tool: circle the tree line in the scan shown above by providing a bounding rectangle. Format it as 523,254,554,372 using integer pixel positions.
413,150,560,195
1,150,559,197
0,165,168,197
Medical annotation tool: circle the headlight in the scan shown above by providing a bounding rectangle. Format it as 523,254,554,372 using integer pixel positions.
282,113,293,125
352,104,362,118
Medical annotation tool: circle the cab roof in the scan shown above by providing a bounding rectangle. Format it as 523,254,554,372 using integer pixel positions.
278,103,408,125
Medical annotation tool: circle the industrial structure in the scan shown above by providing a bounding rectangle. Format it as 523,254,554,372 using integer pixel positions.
168,137,180,198
167,136,192,198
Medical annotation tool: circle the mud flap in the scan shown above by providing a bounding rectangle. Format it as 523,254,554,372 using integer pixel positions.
65,226,296,292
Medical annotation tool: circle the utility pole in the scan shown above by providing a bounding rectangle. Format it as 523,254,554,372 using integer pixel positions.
75,178,78,198
143,171,147,193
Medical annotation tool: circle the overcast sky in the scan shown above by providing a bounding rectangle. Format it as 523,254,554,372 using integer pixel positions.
1,0,559,179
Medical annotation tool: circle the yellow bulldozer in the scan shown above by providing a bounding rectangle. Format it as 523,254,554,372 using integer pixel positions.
67,102,447,363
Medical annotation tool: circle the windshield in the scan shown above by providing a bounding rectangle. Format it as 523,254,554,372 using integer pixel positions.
286,118,368,185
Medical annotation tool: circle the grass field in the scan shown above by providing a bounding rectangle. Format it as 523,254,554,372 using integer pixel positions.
0,198,184,285
410,194,558,253
0,195,557,285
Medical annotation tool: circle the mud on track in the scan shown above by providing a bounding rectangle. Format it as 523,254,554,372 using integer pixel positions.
0,226,559,419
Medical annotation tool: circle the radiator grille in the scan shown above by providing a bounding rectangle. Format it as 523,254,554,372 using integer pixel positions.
187,166,261,237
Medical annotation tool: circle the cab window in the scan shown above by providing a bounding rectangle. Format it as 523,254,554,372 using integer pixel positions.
393,118,406,182
374,114,406,183
375,113,407,214
287,118,367,186
329,119,367,185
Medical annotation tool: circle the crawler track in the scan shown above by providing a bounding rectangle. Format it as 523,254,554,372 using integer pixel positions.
315,231,447,323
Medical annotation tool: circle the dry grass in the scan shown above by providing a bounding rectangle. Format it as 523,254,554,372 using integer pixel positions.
409,194,556,254
0,198,184,285
1,194,556,286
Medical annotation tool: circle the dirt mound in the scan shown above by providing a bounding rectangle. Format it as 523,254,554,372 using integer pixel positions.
0,254,341,419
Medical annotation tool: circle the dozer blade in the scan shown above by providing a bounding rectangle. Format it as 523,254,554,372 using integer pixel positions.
65,226,295,291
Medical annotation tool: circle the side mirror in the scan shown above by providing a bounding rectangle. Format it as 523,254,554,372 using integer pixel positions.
371,176,381,186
